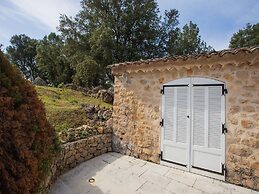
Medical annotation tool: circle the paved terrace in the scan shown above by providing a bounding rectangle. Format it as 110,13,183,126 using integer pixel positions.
50,152,259,194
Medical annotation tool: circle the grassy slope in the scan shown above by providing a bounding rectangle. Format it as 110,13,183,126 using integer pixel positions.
36,86,112,132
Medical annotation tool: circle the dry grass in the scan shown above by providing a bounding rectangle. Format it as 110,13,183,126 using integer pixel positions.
36,86,112,132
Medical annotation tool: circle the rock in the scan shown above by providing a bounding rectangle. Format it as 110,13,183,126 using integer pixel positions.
33,76,47,86
92,86,103,93
98,109,112,120
241,119,254,129
103,110,112,119
106,118,113,128
97,109,105,119
97,89,114,104
243,179,254,188
63,83,77,90
84,105,96,114
108,87,114,93
230,117,238,125
223,73,234,81
255,170,259,178
82,104,97,120
243,106,256,112
97,127,104,134
236,71,249,79
104,127,112,133
143,148,152,155
251,162,259,170
227,137,241,144
228,145,253,157
63,83,72,88
63,83,89,93
241,138,259,148
229,106,240,114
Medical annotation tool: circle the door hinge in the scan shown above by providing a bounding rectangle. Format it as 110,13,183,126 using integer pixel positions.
222,88,228,95
160,119,164,127
160,88,164,94
222,123,227,134
222,163,227,174
160,151,163,159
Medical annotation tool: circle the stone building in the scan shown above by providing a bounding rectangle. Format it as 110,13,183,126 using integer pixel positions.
109,47,259,190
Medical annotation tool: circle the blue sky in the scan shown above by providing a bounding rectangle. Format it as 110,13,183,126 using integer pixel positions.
1,0,259,51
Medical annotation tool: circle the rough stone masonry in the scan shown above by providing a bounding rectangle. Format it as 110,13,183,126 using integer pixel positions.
110,47,259,190
41,132,112,193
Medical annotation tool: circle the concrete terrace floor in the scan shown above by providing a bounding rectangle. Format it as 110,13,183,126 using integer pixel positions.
50,152,258,194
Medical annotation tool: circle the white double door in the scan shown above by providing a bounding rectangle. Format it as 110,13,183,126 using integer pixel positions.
161,77,226,177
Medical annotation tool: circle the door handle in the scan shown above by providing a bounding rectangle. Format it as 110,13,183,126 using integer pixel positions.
187,115,190,118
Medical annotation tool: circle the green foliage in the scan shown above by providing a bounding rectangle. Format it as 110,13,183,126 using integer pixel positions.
36,86,111,132
57,82,65,88
58,0,165,86
73,56,102,87
50,137,62,154
159,9,180,52
36,33,73,86
56,0,212,86
39,159,51,174
59,0,163,61
5,1,212,88
6,34,39,80
229,23,259,48
167,21,213,55
67,132,75,142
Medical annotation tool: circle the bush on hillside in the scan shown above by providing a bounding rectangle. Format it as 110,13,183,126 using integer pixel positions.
0,51,59,194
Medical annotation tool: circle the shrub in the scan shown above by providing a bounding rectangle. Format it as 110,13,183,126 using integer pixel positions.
0,51,58,194
73,56,102,87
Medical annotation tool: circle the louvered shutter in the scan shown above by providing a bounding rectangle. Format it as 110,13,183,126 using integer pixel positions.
164,87,175,141
191,85,223,173
162,86,189,166
176,87,188,143
208,87,222,149
193,87,206,147
161,78,225,177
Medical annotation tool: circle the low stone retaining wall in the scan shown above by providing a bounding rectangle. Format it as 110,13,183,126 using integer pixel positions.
40,133,112,193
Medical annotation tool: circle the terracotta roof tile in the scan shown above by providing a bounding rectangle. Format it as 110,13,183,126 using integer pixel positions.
108,46,259,69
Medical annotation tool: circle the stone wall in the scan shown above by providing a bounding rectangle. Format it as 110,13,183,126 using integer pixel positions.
111,50,259,190
41,133,112,193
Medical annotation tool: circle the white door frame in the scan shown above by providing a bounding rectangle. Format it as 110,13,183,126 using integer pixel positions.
160,77,226,180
